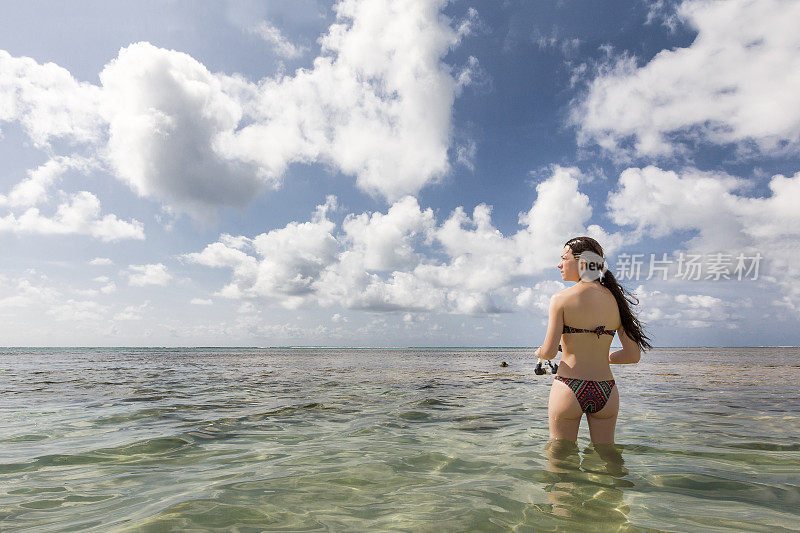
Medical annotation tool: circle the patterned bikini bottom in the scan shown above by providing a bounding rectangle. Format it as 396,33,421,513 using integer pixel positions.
554,376,616,414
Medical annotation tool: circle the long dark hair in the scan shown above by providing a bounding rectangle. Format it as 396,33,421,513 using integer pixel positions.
564,236,653,351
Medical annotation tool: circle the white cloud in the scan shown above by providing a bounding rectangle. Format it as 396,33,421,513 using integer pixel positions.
644,0,682,32
186,166,626,314
0,50,103,147
573,0,800,157
608,165,800,308
182,241,259,296
0,191,145,241
1,0,475,214
513,280,566,312
632,285,741,329
217,0,468,203
341,195,435,271
608,166,800,244
73,288,99,297
113,301,149,321
186,196,338,304
773,296,797,312
113,310,141,321
249,20,308,59
0,278,59,308
47,299,107,322
533,27,581,56
92,276,117,294
0,274,122,333
455,139,477,171
608,166,751,244
100,282,116,294
455,7,485,38
98,42,262,214
89,257,113,266
238,301,258,314
190,298,213,305
0,156,95,208
455,55,491,93
127,263,172,287
0,156,138,243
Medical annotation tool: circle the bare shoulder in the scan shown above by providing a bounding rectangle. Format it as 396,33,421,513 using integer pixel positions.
551,287,572,303
560,283,580,295
555,285,579,301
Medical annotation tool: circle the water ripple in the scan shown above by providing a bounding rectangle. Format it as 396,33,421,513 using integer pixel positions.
0,347,798,531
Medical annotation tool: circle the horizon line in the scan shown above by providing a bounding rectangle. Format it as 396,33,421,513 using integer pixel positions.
2,345,798,349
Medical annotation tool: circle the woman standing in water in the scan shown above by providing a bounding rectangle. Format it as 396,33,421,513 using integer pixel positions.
534,236,652,444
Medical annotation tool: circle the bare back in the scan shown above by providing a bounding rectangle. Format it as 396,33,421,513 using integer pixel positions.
558,282,621,380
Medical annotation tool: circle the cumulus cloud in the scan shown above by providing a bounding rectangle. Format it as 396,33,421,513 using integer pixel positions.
573,0,800,157
0,50,104,147
190,298,213,305
341,195,435,271
185,196,338,305
89,257,113,266
217,0,467,203
608,165,800,307
0,156,95,208
513,280,567,312
127,263,172,287
0,272,120,323
631,285,742,329
113,301,149,321
608,166,800,245
98,42,263,213
0,155,141,242
0,191,144,241
92,276,116,294
1,0,477,214
186,166,625,314
0,277,59,308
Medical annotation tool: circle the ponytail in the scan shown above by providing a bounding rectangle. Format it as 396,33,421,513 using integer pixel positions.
599,267,653,351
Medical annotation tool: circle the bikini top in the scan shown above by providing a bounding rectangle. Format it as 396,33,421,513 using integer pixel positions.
562,324,616,338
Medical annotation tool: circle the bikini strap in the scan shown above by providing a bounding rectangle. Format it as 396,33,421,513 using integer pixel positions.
562,324,615,337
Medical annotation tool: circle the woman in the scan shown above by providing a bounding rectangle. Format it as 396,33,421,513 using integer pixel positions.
534,236,652,444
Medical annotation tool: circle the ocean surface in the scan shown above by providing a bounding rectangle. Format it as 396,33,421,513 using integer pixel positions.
1,347,798,532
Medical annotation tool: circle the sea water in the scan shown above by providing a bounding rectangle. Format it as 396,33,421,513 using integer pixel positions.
1,347,798,532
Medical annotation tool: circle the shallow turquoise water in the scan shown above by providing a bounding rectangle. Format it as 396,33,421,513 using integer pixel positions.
0,347,798,531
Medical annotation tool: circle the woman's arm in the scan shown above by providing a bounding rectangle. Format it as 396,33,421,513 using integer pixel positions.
609,349,638,364
534,294,564,361
609,326,641,364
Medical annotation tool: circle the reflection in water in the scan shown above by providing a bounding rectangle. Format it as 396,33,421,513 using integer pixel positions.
544,439,633,527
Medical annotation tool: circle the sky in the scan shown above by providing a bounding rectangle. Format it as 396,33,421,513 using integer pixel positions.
1,0,799,347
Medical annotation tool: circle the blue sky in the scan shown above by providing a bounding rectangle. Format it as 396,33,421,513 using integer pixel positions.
2,0,799,347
